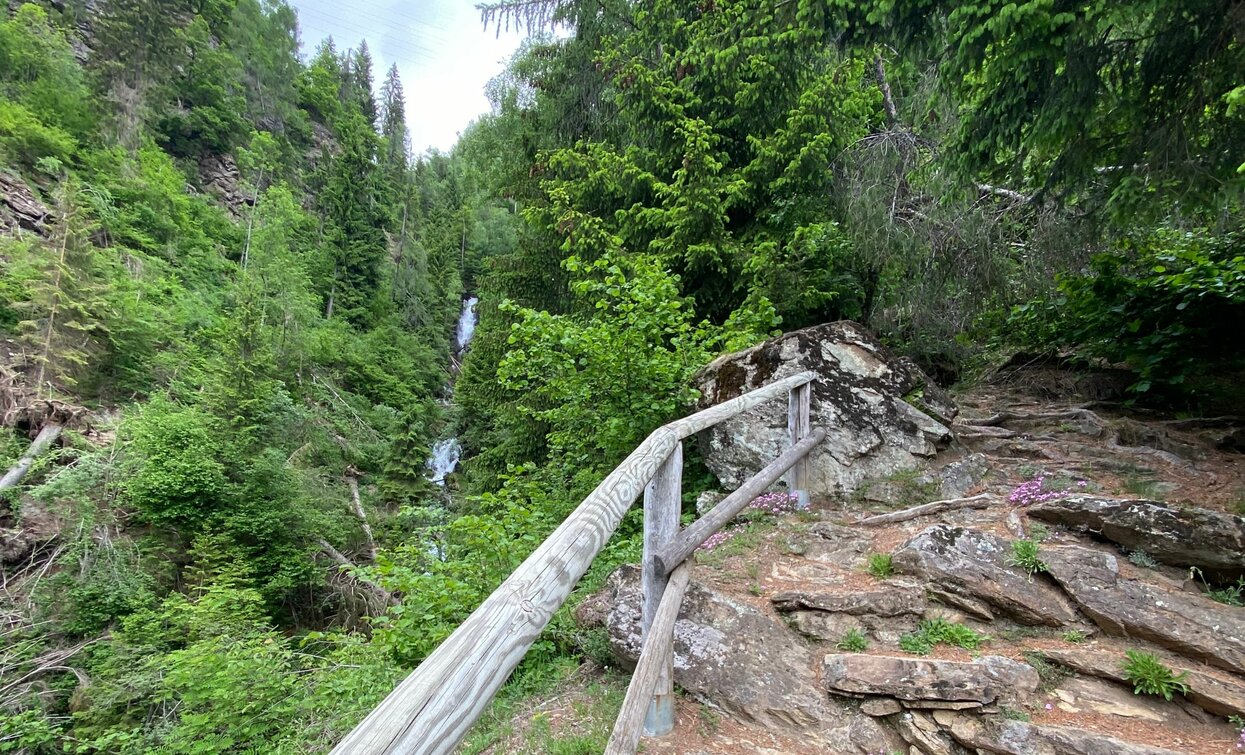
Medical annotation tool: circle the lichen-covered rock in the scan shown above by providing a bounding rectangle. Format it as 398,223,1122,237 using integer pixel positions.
693,321,955,496
598,565,908,753
602,565,834,730
891,524,1082,626
1043,546,1245,676
822,654,1039,707
1028,496,1245,580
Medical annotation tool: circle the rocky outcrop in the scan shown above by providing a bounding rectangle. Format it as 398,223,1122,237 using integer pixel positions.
0,172,49,235
822,654,1039,707
197,154,249,216
891,524,1082,626
1043,546,1245,676
941,712,1186,755
692,321,955,496
599,565,907,753
602,565,833,730
770,584,926,616
1028,496,1245,580
1044,647,1245,720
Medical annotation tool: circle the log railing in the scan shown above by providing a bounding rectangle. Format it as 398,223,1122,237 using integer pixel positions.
331,371,820,755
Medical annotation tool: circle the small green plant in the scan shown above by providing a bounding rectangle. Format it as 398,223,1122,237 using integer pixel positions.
696,705,721,736
1208,577,1245,606
1007,539,1047,575
898,618,985,655
1000,706,1031,721
1022,650,1073,692
836,628,869,652
1229,715,1244,750
867,552,894,579
1127,550,1161,569
1028,522,1051,542
1061,629,1087,643
1121,650,1189,701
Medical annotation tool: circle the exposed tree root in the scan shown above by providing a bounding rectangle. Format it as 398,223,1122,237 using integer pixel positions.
857,493,993,526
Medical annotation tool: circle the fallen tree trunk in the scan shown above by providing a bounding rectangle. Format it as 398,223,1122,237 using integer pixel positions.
858,493,993,526
345,472,378,562
0,423,64,491
316,538,398,606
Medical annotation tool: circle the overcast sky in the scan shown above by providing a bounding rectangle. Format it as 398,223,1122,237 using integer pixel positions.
288,1,527,154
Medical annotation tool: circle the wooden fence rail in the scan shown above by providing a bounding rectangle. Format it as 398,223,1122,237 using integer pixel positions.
331,371,820,755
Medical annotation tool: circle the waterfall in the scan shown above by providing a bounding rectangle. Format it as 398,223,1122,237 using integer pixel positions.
427,297,479,486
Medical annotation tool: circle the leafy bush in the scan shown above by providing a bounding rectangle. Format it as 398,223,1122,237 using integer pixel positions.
1007,228,1245,397
122,400,229,530
1121,650,1189,701
1128,550,1161,570
0,99,75,165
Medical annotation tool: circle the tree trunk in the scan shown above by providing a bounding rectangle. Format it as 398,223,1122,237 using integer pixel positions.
0,423,64,491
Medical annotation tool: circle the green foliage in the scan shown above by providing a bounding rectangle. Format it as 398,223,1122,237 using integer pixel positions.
1007,228,1245,396
1207,578,1245,607
899,618,986,655
1061,629,1087,644
866,552,894,579
1121,650,1189,701
1007,539,1048,575
122,400,229,530
835,628,869,652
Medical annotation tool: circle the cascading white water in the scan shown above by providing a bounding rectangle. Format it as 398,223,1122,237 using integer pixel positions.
454,296,479,353
426,297,479,486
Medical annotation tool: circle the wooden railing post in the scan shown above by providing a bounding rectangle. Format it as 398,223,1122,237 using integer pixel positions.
785,381,811,508
641,440,682,737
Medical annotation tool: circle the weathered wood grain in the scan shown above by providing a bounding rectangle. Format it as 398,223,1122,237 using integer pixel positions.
604,562,692,755
665,371,816,439
653,429,826,575
329,428,679,755
641,442,681,736
784,382,811,503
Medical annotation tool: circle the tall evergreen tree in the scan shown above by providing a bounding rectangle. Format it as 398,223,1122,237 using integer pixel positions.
352,40,378,127
379,63,408,168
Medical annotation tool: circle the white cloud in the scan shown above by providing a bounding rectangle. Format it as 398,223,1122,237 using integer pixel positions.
288,0,526,153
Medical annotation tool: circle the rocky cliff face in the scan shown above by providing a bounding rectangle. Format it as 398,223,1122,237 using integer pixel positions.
693,321,957,498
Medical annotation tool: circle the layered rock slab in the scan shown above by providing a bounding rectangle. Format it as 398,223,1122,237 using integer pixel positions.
891,524,1082,626
1044,647,1245,720
1043,546,1245,676
942,712,1186,755
692,321,955,496
1029,496,1245,579
822,654,1039,707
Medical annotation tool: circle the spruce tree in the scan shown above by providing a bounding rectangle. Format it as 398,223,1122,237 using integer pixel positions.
352,41,378,127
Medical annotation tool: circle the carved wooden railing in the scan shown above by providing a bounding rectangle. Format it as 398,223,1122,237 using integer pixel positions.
331,372,821,755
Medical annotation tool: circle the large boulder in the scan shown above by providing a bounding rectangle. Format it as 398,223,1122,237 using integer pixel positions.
891,524,1082,626
602,565,834,730
693,321,956,496
1028,496,1245,580
1043,546,1245,676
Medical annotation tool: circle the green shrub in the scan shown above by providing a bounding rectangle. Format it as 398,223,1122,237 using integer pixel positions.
1128,550,1161,569
1006,227,1245,397
836,628,869,652
1121,650,1189,701
1061,629,1087,643
866,552,894,579
1208,577,1245,607
0,99,75,165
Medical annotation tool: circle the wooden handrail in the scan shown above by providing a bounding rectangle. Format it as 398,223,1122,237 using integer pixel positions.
331,371,819,755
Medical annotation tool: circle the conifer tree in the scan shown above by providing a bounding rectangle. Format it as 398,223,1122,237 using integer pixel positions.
15,179,111,397
352,41,378,127
379,63,408,168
